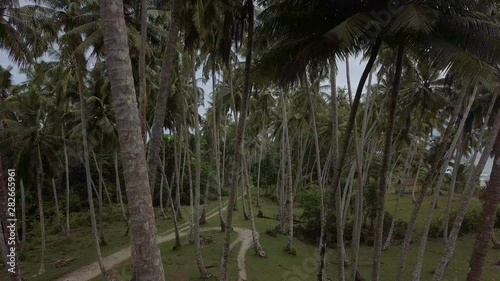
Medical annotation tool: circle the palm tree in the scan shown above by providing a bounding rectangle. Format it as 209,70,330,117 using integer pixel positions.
467,130,500,280
99,0,165,279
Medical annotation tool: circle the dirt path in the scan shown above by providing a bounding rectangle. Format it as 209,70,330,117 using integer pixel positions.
56,203,255,281
228,227,254,281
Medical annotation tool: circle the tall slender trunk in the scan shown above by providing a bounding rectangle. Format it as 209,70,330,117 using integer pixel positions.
443,139,464,244
256,133,264,208
51,178,62,231
92,150,106,246
138,0,148,140
372,44,404,281
159,143,168,219
212,72,226,231
147,0,183,194
62,126,71,237
220,2,254,279
281,92,295,254
100,0,165,277
36,146,46,275
191,51,211,278
76,67,110,280
398,85,469,280
158,148,182,250
114,150,128,226
302,76,326,281
242,154,267,256
412,88,477,281
319,38,382,281
466,133,500,280
432,99,500,281
174,127,183,220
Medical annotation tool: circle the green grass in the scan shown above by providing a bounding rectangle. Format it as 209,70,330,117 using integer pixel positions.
3,191,499,281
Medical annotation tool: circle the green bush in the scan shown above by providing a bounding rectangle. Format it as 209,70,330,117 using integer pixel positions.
460,208,481,233
428,217,443,238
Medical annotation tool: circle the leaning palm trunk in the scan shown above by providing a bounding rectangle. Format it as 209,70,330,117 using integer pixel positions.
302,77,327,281
411,87,477,281
92,151,106,246
114,150,128,227
51,178,62,231
174,127,183,220
191,51,211,279
146,0,183,194
158,147,182,250
36,146,46,275
137,0,148,139
159,144,168,219
372,44,404,281
442,140,463,244
75,67,109,280
62,126,71,237
242,154,267,257
319,38,383,281
466,133,500,281
432,98,500,281
99,0,165,277
492,229,500,249
220,2,255,279
397,84,469,281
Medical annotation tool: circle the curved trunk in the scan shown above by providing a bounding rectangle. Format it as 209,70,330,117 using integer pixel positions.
411,88,477,281
76,67,109,280
146,0,183,194
220,2,255,279
397,83,469,281
319,37,382,281
372,44,404,281
99,0,165,277
159,144,168,219
242,154,267,257
212,72,226,231
466,135,500,280
443,140,464,244
174,127,183,220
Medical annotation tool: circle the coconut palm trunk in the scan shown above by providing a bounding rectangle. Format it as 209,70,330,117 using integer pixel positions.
75,66,110,279
114,150,128,226
372,44,404,281
220,1,255,278
99,0,165,278
443,139,464,244
397,82,469,281
51,178,62,231
319,37,382,281
138,0,148,140
92,151,106,245
212,73,226,231
466,136,500,280
147,0,183,194
62,125,71,237
411,88,477,281
36,147,46,276
432,97,500,281
190,50,211,278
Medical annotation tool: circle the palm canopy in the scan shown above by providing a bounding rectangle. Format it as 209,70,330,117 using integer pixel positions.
256,0,500,85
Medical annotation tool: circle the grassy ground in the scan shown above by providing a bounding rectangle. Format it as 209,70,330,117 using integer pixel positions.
2,190,499,281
